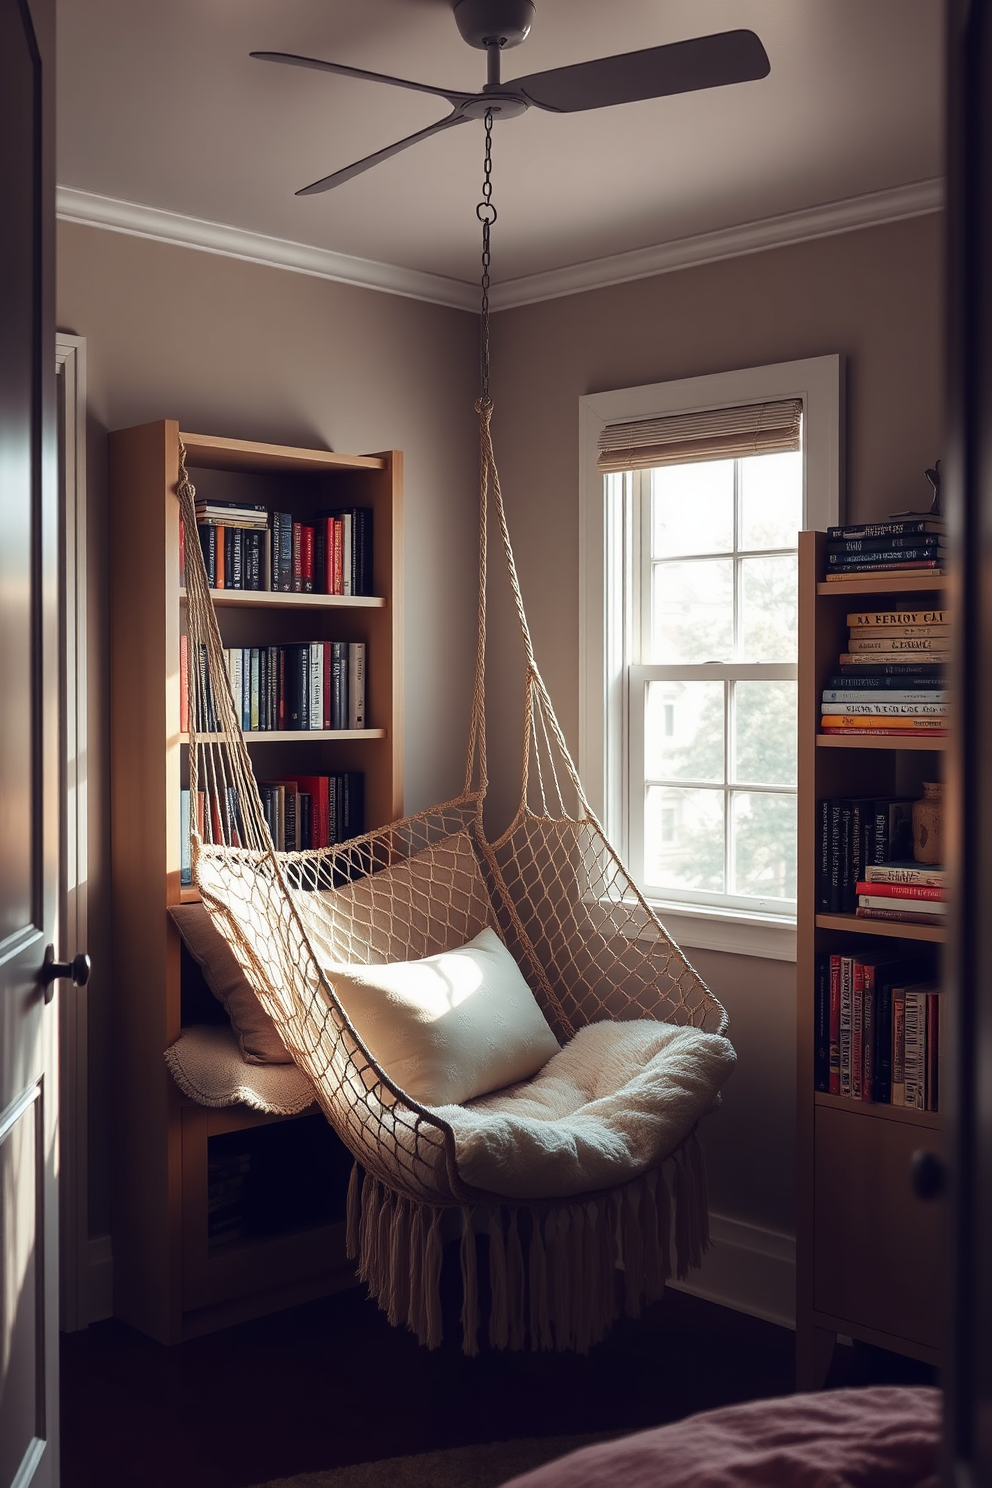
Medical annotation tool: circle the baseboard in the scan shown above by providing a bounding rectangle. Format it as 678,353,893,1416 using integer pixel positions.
87,1234,114,1323
82,1217,794,1332
668,1212,796,1329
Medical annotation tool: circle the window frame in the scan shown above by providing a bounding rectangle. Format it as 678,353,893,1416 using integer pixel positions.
578,356,843,962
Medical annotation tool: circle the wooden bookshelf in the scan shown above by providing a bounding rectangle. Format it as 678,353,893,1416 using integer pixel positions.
109,419,403,1343
796,531,945,1386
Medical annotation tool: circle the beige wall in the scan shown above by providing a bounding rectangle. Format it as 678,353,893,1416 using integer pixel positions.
60,210,943,1300
487,214,944,1251
57,221,480,1234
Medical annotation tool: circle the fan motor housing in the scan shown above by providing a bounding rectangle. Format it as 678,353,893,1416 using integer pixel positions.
453,0,535,50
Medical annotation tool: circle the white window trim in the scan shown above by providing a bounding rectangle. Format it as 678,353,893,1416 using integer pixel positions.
579,356,844,963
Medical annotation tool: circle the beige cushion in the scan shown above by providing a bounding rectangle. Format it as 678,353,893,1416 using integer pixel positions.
169,902,291,1064
324,927,561,1107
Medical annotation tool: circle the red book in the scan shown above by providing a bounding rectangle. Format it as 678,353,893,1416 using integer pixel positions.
292,522,302,593
333,518,344,595
301,524,315,593
215,526,225,589
280,775,329,848
851,960,865,1099
854,880,945,901
828,954,841,1094
179,634,189,734
278,647,287,731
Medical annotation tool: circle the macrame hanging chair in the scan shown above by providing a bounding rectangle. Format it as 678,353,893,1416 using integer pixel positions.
178,124,733,1355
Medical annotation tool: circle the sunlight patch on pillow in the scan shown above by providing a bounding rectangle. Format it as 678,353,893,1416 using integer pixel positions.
323,926,560,1107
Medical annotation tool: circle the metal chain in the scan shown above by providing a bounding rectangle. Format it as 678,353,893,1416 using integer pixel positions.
476,108,496,402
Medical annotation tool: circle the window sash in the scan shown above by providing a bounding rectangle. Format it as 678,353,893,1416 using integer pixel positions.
628,662,798,917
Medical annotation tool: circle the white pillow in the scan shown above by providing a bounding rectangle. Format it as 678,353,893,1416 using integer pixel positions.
324,927,560,1107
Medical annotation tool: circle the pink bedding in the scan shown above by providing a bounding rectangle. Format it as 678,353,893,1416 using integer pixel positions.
501,1387,940,1488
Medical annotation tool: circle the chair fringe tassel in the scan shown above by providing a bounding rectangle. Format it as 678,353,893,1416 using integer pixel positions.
346,1131,709,1355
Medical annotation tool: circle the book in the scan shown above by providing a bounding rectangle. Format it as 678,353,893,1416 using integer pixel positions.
854,880,945,901
829,535,944,556
891,987,908,1106
826,544,943,567
855,906,945,926
331,640,348,729
925,992,941,1111
281,775,330,848
309,642,324,733
301,524,315,593
827,519,946,540
844,635,947,653
825,561,942,580
820,701,946,715
179,635,189,734
838,954,854,1097
825,673,944,689
847,609,947,627
814,954,830,1092
348,641,366,729
903,986,933,1110
838,650,951,663
858,893,946,914
292,521,303,593
821,690,947,704
828,954,841,1093
180,790,191,885
863,862,946,887
821,714,947,729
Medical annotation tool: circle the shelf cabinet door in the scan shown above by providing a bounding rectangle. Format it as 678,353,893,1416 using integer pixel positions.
813,1105,943,1349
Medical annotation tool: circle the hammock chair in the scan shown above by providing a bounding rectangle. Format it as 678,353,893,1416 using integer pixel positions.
178,396,734,1355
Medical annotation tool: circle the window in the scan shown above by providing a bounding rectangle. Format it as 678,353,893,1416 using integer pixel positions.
579,358,842,961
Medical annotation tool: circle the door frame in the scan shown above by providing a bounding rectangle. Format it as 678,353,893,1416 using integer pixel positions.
55,333,90,1332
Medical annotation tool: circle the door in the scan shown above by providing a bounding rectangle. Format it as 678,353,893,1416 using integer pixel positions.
946,2,992,1484
0,0,59,1484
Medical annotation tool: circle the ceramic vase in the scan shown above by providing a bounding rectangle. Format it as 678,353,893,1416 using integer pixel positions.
912,780,944,865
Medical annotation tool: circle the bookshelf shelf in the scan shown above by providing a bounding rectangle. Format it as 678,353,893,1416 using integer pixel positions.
813,1092,940,1129
179,588,386,610
816,735,947,751
797,530,944,1389
816,573,948,596
815,912,946,943
110,419,403,1344
180,729,387,745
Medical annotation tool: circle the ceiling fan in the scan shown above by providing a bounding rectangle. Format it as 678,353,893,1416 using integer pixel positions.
252,0,770,196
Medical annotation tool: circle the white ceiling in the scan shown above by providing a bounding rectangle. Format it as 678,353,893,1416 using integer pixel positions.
57,0,944,300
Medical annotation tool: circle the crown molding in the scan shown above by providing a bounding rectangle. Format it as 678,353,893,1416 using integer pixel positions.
489,177,945,310
57,177,943,315
55,187,479,311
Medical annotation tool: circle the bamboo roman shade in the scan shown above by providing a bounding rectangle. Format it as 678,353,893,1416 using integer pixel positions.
597,398,803,473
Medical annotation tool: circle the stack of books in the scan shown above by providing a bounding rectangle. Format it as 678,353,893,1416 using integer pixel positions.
180,771,364,873
814,950,941,1110
820,607,947,737
181,504,373,595
180,637,366,734
823,517,945,579
855,859,946,927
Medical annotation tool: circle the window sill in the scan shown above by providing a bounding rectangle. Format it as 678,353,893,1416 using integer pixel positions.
645,901,797,963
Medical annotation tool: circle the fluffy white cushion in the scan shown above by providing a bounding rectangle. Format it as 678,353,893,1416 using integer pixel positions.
436,1018,737,1198
325,926,560,1107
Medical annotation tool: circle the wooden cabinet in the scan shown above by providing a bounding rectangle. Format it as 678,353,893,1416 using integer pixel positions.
796,530,945,1386
109,421,403,1342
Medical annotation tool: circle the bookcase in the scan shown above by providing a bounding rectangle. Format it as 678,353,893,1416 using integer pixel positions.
109,421,403,1343
796,530,945,1386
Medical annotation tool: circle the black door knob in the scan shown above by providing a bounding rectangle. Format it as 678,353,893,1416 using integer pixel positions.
911,1147,947,1201
40,945,91,1003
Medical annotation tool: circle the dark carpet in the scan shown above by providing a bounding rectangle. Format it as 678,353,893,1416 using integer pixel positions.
60,1264,935,1488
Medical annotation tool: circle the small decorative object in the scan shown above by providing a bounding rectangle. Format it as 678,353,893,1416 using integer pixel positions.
913,781,944,864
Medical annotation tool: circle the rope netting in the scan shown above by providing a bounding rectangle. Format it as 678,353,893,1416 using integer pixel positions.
178,397,728,1348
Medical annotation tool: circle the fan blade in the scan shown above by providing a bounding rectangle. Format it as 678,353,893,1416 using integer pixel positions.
505,30,770,114
251,51,473,108
296,111,472,195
